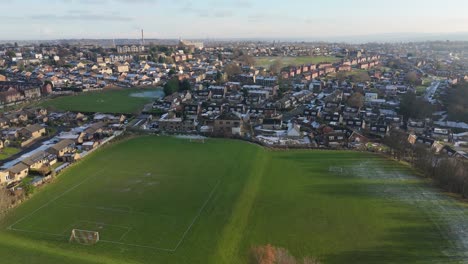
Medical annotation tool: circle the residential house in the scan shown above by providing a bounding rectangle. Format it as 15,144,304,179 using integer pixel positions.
2,128,19,140
19,124,46,140
286,123,302,138
324,132,347,147
21,151,56,170
208,86,226,100
82,141,99,151
0,117,9,128
0,170,10,185
213,112,244,137
411,136,444,153
7,163,29,182
262,118,283,130
322,112,343,124
158,112,196,133
303,107,322,118
226,104,246,114
343,106,360,118
407,119,426,134
431,128,451,142
369,123,390,136
46,139,75,159
0,88,23,104
183,103,201,119
324,102,340,112
344,118,366,130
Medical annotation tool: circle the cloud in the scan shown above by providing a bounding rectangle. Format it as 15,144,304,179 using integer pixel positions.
58,0,158,4
30,13,134,22
179,5,235,18
1,16,23,21
208,0,253,8
246,12,293,23
175,0,250,18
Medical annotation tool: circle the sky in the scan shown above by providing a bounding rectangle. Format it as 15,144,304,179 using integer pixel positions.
1,0,468,41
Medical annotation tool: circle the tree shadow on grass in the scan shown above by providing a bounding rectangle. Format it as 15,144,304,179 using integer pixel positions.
324,224,458,264
277,153,466,263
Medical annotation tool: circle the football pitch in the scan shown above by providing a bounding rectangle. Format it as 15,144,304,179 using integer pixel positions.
39,88,163,114
1,136,468,264
7,137,236,251
255,56,341,68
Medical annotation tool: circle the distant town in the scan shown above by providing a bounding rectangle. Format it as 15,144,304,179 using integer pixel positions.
0,37,467,197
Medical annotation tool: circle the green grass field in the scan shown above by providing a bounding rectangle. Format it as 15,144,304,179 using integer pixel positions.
255,56,341,68
0,137,464,263
328,69,369,78
40,88,163,114
0,147,21,160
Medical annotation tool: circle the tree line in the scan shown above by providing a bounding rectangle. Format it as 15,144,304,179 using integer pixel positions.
446,81,468,123
384,130,468,197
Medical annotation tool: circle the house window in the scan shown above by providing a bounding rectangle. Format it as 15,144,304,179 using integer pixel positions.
329,136,335,140
219,121,223,125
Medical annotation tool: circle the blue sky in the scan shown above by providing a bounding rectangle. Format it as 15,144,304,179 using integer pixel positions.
1,0,468,40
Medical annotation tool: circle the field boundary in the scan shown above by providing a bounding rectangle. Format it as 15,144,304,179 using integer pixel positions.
6,171,222,252
7,169,102,230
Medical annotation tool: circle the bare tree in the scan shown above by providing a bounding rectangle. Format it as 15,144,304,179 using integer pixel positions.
275,247,297,264
250,245,321,264
351,71,370,83
347,92,364,108
251,244,276,264
383,129,410,160
225,63,242,77
405,71,420,85
240,55,256,67
336,71,347,82
269,60,283,75
0,189,15,218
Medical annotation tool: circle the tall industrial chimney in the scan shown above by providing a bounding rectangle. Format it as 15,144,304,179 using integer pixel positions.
141,29,144,45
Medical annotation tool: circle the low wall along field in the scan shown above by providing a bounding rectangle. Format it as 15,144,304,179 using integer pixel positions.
1,136,467,263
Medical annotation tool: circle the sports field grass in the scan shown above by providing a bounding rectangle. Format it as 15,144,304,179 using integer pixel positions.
40,88,163,114
255,56,341,68
0,136,466,263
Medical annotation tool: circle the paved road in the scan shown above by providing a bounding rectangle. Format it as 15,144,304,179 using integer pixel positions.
424,81,440,104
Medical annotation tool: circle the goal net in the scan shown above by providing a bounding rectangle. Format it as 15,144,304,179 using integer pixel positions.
69,229,100,245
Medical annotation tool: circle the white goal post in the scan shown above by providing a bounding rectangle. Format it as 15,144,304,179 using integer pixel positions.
69,229,100,245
